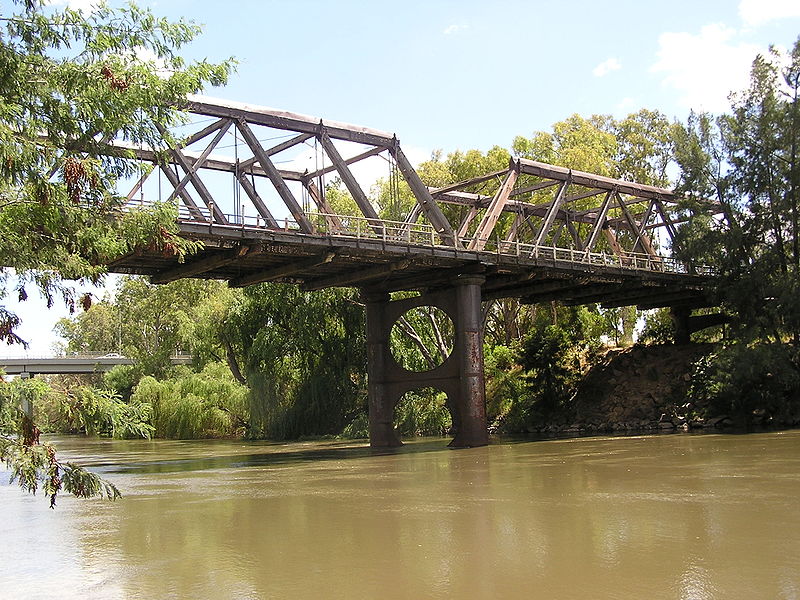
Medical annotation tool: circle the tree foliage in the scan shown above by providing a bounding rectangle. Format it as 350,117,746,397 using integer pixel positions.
0,0,233,344
0,0,232,504
224,284,367,440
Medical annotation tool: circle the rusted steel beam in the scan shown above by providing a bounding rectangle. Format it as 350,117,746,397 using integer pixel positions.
236,119,314,233
229,252,336,288
302,259,412,291
151,245,252,284
186,95,396,147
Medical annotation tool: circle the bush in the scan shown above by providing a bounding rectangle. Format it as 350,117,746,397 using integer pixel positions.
131,362,249,438
689,342,800,425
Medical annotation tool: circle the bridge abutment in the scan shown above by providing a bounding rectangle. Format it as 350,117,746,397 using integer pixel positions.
362,276,488,449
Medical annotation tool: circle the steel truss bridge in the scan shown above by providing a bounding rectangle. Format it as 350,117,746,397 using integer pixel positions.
101,96,717,447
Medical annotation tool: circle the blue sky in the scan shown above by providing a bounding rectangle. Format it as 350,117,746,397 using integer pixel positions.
3,0,800,357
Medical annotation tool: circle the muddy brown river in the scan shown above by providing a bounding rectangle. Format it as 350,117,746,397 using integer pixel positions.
2,431,799,599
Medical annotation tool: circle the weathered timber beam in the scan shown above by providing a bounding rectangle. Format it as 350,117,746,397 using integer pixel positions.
229,252,336,288
601,288,697,309
237,172,280,227
484,279,583,302
158,164,207,221
236,119,314,233
390,142,459,248
582,191,614,253
636,293,713,310
508,180,560,198
468,161,520,251
108,140,305,181
521,281,630,305
602,227,626,257
319,129,382,229
151,245,251,284
632,200,656,254
499,213,523,252
155,123,229,224
429,170,507,196
564,218,584,251
302,145,386,181
396,203,425,240
533,176,571,246
616,192,657,258
457,205,479,238
237,133,315,171
302,179,344,231
653,198,679,249
518,158,678,202
365,263,487,294
181,118,229,148
168,119,232,202
185,95,396,147
301,259,412,291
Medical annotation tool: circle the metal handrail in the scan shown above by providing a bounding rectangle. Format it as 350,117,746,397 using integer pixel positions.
121,199,714,275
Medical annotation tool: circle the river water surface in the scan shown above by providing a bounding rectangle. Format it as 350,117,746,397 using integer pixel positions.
2,431,800,599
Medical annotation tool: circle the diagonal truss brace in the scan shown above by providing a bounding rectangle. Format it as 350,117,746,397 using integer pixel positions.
235,119,314,234
468,160,520,251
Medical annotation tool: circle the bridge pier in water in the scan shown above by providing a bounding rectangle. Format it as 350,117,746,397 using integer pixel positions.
363,275,488,448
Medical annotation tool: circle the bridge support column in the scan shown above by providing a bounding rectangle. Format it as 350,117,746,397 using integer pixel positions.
364,291,403,448
362,276,488,449
671,306,691,345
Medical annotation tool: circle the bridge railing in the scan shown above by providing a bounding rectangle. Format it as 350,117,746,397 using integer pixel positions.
123,200,712,275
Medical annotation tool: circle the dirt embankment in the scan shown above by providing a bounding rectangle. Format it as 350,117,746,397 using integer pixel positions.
543,343,722,435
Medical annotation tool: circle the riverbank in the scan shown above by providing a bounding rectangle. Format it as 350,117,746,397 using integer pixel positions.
523,343,800,436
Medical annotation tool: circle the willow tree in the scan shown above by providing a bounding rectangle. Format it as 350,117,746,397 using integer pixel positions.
0,0,233,505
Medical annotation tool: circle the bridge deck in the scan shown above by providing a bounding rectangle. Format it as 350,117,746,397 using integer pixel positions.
110,216,711,309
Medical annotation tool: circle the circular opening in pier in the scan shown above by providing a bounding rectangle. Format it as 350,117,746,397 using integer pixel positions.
390,306,454,372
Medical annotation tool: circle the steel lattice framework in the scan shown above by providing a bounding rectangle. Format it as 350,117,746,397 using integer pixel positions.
109,96,716,310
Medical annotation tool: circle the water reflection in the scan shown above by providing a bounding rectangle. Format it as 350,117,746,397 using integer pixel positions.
2,432,800,599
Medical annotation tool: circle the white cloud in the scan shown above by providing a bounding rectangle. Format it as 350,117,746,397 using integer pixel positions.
593,58,621,77
47,0,101,13
739,0,800,26
443,23,469,35
650,24,760,113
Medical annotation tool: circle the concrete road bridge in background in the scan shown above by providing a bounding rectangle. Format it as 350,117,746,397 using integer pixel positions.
93,96,720,448
0,354,192,376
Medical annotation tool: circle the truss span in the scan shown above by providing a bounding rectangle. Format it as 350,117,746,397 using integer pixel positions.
109,96,716,309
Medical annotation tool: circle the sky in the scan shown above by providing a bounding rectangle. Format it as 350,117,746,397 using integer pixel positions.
3,0,800,357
